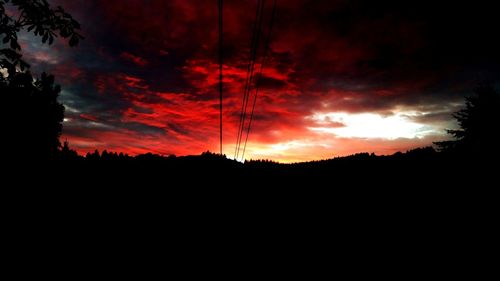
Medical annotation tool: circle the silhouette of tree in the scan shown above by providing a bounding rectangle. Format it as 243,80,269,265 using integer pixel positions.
59,140,81,160
435,84,500,155
1,0,82,160
1,0,83,76
90,150,100,160
2,72,64,159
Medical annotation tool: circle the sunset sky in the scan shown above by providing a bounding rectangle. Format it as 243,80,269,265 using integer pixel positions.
19,0,500,162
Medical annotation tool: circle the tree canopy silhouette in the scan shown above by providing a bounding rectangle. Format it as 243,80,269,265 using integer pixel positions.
435,84,500,155
1,0,82,160
2,72,64,159
1,0,83,76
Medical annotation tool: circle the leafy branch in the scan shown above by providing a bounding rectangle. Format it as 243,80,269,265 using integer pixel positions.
0,0,83,76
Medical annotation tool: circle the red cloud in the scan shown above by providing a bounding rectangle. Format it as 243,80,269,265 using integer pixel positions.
80,114,99,122
120,52,149,67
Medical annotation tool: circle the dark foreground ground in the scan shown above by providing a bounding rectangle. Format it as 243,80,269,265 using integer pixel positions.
9,147,490,216
12,149,490,222
6,149,492,271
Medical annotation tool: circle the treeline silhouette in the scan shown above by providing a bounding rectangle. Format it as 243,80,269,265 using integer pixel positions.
58,145,439,163
57,145,457,169
58,148,227,162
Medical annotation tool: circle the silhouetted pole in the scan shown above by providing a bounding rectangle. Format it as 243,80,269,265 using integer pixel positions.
218,0,223,155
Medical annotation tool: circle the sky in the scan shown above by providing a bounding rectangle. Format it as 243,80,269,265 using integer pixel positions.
16,0,500,162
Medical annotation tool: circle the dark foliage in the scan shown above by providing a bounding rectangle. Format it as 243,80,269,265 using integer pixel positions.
2,72,64,159
57,140,83,161
1,0,81,161
435,84,500,155
1,0,83,75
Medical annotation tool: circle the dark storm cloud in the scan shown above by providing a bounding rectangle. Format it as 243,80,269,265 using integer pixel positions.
259,75,288,90
279,1,499,84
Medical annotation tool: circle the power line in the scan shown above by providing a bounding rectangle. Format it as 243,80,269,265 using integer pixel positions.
218,0,223,155
234,0,261,159
235,0,264,160
234,0,265,160
241,0,277,161
237,0,265,159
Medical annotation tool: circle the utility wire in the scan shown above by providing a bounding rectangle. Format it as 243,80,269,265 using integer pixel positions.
241,0,277,161
234,0,265,160
236,0,265,159
234,0,261,159
218,0,223,155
